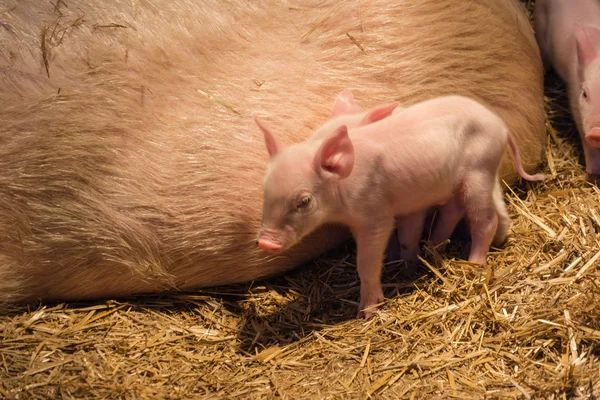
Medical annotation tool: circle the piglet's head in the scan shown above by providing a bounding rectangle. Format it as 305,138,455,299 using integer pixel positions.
574,23,600,149
255,118,354,254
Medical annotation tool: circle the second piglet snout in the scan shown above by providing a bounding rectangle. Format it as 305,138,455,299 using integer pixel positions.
585,127,600,147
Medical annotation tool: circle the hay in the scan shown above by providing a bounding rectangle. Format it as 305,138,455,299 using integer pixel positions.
2,4,600,400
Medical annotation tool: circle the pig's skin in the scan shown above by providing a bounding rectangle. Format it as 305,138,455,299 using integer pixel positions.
0,0,545,308
535,0,600,179
258,96,544,318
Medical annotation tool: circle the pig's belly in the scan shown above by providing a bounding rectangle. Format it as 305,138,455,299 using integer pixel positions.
388,173,457,217
382,134,463,216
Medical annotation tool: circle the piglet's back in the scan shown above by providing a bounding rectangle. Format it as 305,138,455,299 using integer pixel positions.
352,96,504,143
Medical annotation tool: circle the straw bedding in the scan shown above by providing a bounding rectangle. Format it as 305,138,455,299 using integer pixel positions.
1,2,600,399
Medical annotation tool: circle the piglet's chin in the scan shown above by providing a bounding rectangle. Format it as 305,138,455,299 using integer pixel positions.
585,127,600,148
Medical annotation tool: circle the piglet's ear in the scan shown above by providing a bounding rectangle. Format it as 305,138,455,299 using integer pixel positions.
575,23,598,71
255,118,284,158
358,103,399,126
331,89,363,117
315,125,354,179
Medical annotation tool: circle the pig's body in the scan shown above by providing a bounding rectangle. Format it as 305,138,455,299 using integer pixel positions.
0,0,545,308
534,0,600,178
257,95,544,318
534,0,600,74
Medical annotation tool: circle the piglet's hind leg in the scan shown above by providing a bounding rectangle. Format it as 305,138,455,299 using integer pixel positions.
462,174,498,265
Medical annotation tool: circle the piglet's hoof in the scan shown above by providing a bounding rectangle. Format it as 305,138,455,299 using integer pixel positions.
399,245,420,263
357,287,384,320
357,305,378,320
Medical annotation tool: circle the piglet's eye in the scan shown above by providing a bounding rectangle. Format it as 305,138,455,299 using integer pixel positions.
582,89,589,100
298,196,311,208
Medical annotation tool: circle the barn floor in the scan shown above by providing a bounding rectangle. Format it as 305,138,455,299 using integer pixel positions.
2,4,600,400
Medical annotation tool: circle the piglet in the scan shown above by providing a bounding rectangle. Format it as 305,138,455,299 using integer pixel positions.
255,95,544,319
535,0,600,180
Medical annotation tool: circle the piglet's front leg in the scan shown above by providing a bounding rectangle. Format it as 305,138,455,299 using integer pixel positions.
354,219,394,319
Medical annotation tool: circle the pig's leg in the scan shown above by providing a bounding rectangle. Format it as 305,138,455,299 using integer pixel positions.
462,174,499,265
354,218,395,319
396,211,426,262
430,197,465,243
384,228,402,263
492,178,511,246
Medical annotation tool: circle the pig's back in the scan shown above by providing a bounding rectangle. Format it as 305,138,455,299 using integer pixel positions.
542,0,600,79
356,95,504,143
356,96,506,194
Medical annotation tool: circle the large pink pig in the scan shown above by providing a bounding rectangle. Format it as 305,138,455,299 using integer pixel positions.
535,0,600,180
257,96,545,319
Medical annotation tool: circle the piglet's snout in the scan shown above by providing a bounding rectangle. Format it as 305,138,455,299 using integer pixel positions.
257,231,283,253
586,127,600,148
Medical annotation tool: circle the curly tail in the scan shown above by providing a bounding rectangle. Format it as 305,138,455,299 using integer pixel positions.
507,131,545,181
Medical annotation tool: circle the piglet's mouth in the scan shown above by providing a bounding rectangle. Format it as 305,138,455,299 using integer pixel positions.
257,233,283,254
